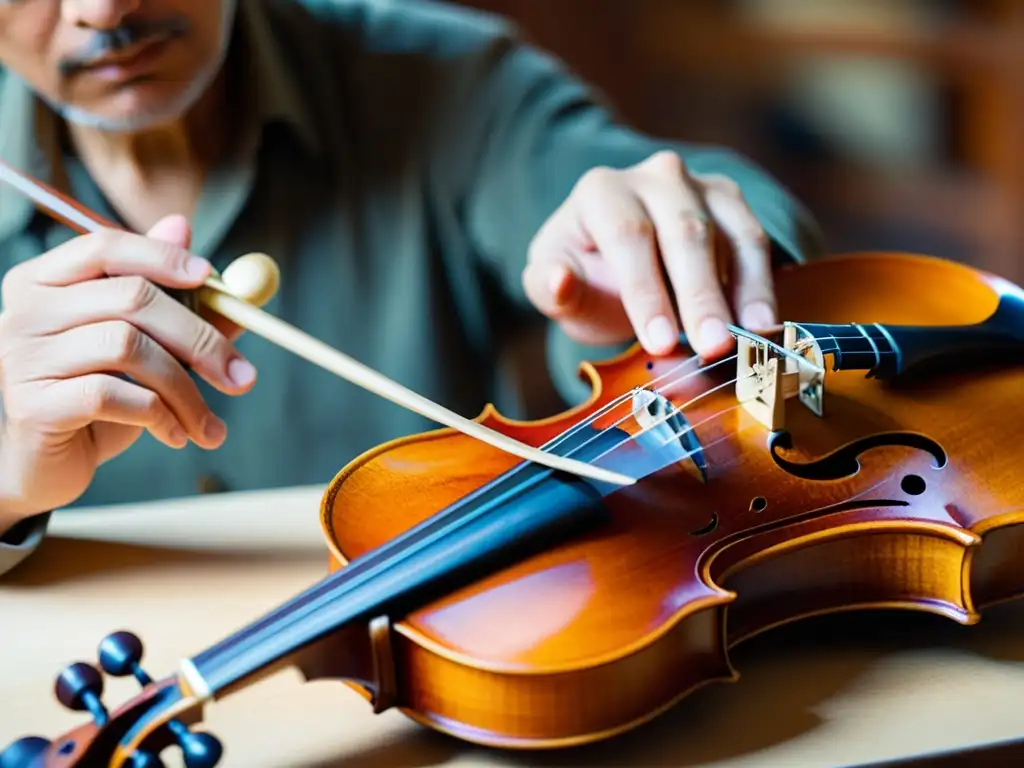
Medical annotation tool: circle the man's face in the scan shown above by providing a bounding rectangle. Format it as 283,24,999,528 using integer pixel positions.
0,0,237,131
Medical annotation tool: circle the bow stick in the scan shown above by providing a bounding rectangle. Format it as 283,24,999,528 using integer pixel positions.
0,160,634,487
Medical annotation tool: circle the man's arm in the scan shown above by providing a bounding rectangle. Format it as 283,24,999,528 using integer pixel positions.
443,16,826,403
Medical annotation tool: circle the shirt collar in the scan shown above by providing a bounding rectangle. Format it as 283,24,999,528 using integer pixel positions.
236,0,322,157
0,0,323,243
0,74,53,242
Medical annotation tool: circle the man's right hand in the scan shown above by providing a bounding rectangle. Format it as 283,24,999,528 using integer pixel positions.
0,215,257,527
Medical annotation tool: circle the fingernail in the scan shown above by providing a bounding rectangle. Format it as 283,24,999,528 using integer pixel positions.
227,357,256,386
741,301,776,331
203,414,226,443
185,255,210,280
645,315,676,352
698,317,731,352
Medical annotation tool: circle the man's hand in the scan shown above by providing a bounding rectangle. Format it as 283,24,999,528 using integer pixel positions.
522,150,776,359
0,215,256,526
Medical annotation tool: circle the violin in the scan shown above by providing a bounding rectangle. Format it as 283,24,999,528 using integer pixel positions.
3,169,1024,767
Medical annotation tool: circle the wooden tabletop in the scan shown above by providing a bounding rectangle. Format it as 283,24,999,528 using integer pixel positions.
1,485,1022,767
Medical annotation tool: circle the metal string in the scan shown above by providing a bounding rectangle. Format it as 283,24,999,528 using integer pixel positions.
190,347,774,683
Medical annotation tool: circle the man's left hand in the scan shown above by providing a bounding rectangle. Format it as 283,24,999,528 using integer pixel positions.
522,150,777,360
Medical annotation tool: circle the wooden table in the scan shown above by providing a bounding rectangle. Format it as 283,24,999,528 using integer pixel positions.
2,485,1022,767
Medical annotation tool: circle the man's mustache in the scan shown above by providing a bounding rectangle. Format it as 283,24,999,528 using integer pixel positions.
59,15,189,77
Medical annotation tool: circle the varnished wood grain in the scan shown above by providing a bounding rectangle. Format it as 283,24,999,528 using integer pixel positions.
321,251,1024,748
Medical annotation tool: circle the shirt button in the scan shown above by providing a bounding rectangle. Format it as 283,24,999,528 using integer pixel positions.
197,474,227,494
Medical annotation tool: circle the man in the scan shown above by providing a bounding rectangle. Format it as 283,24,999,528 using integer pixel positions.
0,0,823,577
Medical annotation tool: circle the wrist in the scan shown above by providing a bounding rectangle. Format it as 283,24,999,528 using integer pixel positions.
0,433,45,536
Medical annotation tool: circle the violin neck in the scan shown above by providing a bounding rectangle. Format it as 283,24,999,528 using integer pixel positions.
793,290,1024,379
182,425,632,699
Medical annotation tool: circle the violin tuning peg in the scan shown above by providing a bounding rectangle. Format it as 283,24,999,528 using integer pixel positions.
129,749,166,767
167,723,222,768
96,630,221,767
98,630,152,685
0,736,51,768
54,661,108,725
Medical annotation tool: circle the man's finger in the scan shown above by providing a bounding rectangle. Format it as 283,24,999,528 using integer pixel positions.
522,223,587,320
632,158,734,359
27,215,211,288
573,168,679,354
25,320,224,449
30,373,187,450
149,214,191,250
132,214,245,343
146,215,243,340
201,308,246,343
22,278,255,395
698,176,776,331
522,220,633,346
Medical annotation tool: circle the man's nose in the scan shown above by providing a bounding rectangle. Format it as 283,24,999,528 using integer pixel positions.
61,0,142,29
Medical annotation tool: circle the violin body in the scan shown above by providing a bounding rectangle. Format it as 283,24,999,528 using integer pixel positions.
319,251,1024,748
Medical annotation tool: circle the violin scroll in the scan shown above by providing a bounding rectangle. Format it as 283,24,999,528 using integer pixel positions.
0,631,219,768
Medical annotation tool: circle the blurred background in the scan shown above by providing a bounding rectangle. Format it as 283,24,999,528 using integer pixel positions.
451,0,1024,284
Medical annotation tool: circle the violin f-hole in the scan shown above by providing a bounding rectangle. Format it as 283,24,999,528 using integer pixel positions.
767,430,947,482
689,511,719,537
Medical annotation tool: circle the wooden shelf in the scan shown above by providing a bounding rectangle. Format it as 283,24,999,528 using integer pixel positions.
634,9,1016,81
777,161,999,241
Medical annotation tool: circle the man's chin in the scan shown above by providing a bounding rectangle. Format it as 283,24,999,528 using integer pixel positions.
48,82,203,133
54,103,178,133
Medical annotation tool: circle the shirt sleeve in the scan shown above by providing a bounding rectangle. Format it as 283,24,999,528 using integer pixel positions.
0,512,50,578
448,19,827,404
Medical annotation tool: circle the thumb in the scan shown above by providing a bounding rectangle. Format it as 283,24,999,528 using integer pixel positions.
522,254,633,347
522,257,582,320
146,214,192,248
147,215,245,342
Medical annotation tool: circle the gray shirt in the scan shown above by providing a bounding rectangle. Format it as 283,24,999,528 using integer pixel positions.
0,0,823,576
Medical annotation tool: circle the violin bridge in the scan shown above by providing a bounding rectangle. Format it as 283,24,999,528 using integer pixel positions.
734,324,824,431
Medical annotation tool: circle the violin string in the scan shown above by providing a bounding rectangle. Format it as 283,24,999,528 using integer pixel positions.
555,328,839,471
205,330,880,687
537,325,839,468
573,327,902,480
540,354,739,454
199,344,782,670
203,329,835,681
194,384,756,684
192,362,757,679
585,378,753,467
664,414,759,458
545,371,753,472
539,354,716,451
192,337,789,679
